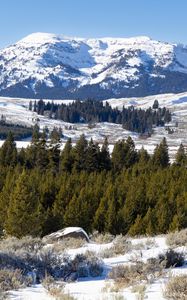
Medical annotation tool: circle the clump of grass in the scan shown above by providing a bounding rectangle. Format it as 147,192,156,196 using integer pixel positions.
164,275,187,300
166,229,187,248
100,235,132,258
90,231,114,244
131,284,146,300
42,275,75,300
52,237,85,252
0,269,32,292
132,238,157,251
0,236,44,253
109,258,165,288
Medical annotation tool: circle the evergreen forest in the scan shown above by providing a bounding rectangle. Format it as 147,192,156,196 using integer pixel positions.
0,130,186,238
29,99,171,134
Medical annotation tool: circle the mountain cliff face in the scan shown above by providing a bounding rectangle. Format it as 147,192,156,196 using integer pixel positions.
1,32,187,99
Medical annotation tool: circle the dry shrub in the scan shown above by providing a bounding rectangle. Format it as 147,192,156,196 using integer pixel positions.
91,231,114,244
51,238,85,252
158,249,185,268
109,259,164,288
164,275,187,300
0,236,44,253
0,269,32,292
131,284,146,300
132,238,157,251
42,275,75,300
70,251,104,278
166,229,187,247
100,235,132,258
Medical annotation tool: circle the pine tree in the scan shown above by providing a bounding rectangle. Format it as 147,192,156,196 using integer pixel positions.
85,139,100,172
152,99,159,109
99,137,111,171
128,215,145,236
175,143,187,166
5,170,43,237
152,137,169,168
60,138,74,172
73,134,88,171
0,132,17,167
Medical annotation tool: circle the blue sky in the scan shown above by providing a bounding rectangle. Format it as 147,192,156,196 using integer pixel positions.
1,0,187,48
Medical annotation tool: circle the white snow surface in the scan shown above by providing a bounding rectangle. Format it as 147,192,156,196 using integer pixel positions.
8,234,187,300
1,32,187,91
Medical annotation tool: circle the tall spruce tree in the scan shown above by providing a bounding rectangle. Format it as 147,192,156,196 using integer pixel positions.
175,143,187,166
152,137,169,168
0,132,17,167
5,170,44,237
60,138,74,172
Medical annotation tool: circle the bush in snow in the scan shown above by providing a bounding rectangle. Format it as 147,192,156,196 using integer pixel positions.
100,235,132,258
0,236,44,254
109,259,165,288
158,249,185,268
90,231,114,244
0,236,103,284
42,274,75,300
0,268,32,292
166,229,187,248
108,263,145,287
164,275,187,300
52,237,85,253
65,251,104,280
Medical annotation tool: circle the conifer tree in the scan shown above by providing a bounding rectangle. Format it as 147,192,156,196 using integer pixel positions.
5,170,43,237
175,143,187,166
60,138,74,172
99,137,111,170
73,134,88,171
152,137,169,168
0,132,17,167
85,139,100,172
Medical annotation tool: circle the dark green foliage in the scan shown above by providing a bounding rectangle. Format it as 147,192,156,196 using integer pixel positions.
0,118,33,140
152,99,159,109
5,170,44,238
152,137,169,168
0,134,187,238
175,143,187,166
29,99,171,134
0,132,17,167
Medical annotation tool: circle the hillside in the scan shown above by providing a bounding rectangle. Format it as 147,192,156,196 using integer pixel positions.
1,33,187,99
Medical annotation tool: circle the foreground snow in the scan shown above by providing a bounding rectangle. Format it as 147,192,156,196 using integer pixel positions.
7,234,187,300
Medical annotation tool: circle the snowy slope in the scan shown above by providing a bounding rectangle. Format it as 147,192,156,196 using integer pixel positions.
1,33,187,99
2,91,187,158
8,234,187,300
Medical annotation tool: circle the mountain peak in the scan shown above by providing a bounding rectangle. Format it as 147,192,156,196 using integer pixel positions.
1,33,187,99
17,32,65,45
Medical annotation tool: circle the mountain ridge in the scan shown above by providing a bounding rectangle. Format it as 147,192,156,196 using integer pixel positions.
1,32,187,99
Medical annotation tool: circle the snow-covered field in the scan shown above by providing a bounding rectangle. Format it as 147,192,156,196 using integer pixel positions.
8,233,187,300
1,91,187,158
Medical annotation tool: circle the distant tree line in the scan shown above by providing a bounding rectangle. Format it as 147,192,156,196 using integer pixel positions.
29,99,171,134
0,129,187,238
0,115,33,140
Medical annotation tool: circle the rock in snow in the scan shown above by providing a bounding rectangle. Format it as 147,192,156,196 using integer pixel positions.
44,227,89,242
1,33,187,99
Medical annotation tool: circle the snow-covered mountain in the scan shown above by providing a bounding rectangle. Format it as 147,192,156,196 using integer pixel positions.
1,32,187,99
